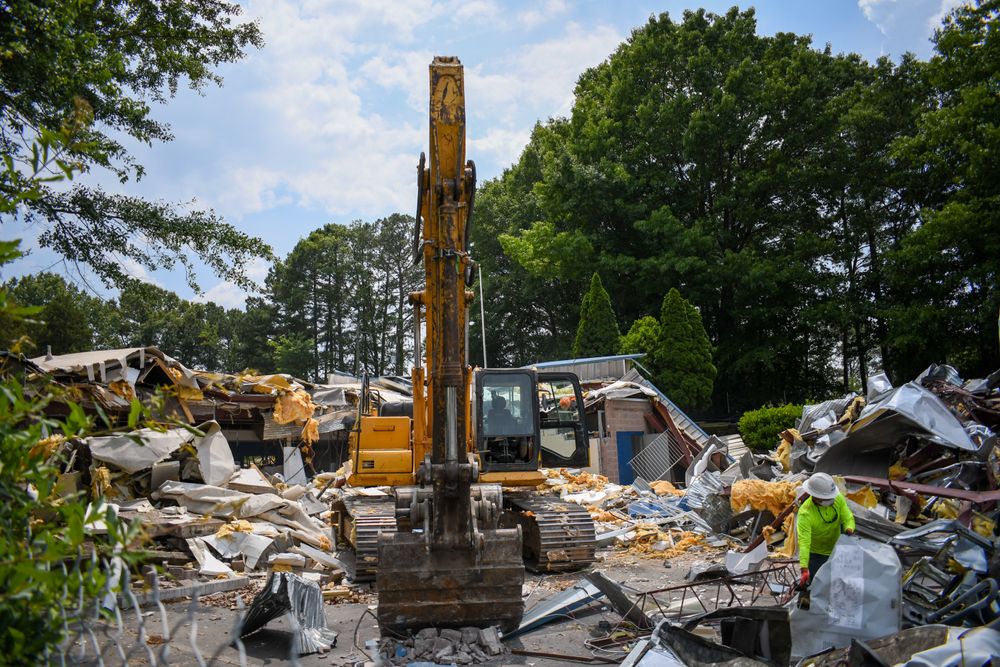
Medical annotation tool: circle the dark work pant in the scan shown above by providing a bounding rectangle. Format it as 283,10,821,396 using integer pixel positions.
808,552,830,581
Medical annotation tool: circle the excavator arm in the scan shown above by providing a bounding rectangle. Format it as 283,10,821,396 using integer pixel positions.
375,56,525,635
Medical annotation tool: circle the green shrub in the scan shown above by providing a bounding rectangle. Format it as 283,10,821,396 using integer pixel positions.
738,404,803,452
0,242,141,664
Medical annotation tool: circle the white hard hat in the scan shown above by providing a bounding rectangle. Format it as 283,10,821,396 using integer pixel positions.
803,473,838,500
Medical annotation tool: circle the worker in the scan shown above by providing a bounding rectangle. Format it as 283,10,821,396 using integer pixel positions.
797,472,855,588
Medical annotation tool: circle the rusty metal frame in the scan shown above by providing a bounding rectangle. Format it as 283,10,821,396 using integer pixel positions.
635,560,800,622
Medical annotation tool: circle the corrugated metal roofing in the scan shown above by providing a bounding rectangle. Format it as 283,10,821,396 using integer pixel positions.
528,353,646,368
525,354,645,383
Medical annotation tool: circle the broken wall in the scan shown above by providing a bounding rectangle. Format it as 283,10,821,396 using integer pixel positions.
601,398,652,483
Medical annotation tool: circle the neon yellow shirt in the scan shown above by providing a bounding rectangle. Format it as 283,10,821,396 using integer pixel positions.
796,495,855,568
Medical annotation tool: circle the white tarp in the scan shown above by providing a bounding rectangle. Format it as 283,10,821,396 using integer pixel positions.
88,421,235,484
202,532,275,569
154,480,327,542
88,428,190,474
904,626,1000,667
154,481,287,518
196,422,236,486
724,540,769,575
790,535,902,658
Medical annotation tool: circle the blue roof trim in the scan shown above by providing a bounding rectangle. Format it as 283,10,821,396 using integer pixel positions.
527,353,646,368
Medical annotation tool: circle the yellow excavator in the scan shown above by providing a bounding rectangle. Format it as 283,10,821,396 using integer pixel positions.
332,57,595,634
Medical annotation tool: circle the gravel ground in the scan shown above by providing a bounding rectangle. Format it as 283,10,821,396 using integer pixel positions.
91,546,747,667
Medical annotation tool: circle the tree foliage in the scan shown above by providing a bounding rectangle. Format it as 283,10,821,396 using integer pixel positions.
652,288,716,412
4,1,996,422
0,172,139,664
0,0,270,290
886,0,1000,378
620,315,660,355
572,273,620,358
265,214,422,381
469,4,995,413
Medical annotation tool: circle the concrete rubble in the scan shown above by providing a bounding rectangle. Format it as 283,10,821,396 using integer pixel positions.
373,627,507,665
21,346,1000,664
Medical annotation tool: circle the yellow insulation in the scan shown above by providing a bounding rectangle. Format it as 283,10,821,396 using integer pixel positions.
108,379,136,402
730,479,800,515
625,524,707,558
216,519,255,539
273,389,316,425
846,485,879,509
650,480,685,496
888,460,909,480
775,440,791,472
29,434,65,461
91,466,112,498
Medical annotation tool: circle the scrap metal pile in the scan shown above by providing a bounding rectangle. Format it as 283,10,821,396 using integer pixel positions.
512,363,1000,666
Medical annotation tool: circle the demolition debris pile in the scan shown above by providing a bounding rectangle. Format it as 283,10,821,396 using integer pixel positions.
17,347,394,617
13,343,1000,664
512,363,1000,665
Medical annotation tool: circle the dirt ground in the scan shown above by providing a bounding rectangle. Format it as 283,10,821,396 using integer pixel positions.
95,546,736,666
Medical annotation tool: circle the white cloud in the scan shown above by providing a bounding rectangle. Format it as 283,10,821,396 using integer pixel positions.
857,0,964,52
858,0,896,36
245,256,271,283
192,257,272,309
120,258,163,288
195,280,250,309
928,0,965,31
471,127,531,169
468,22,622,122
455,0,500,23
359,49,435,111
517,0,569,29
188,3,621,225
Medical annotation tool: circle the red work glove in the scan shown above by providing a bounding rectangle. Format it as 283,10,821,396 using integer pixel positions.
799,568,810,588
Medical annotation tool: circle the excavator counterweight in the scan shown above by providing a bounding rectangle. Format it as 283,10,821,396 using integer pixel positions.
374,56,525,634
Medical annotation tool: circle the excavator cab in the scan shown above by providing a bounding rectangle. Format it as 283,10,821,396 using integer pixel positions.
474,369,589,473
537,372,589,468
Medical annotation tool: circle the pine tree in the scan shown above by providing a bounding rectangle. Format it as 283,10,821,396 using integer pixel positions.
572,273,621,358
654,288,716,412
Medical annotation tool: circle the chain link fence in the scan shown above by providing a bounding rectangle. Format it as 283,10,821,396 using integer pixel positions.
51,558,304,667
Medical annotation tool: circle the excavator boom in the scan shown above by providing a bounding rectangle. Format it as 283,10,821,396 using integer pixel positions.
375,57,524,635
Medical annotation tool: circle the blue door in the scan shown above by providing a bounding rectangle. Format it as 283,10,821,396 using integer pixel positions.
616,431,644,485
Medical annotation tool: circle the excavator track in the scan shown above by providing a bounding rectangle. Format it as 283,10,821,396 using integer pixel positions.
332,495,397,582
504,495,597,572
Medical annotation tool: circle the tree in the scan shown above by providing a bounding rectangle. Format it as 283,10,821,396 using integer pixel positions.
266,216,421,380
269,334,314,380
0,0,270,290
228,296,276,372
3,273,101,354
572,273,620,358
493,8,864,408
886,0,1000,379
653,288,716,412
469,122,589,367
620,316,660,355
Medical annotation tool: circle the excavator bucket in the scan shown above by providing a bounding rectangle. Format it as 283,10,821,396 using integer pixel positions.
376,528,525,635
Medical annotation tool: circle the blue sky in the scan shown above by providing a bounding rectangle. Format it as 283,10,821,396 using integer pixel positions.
4,0,964,308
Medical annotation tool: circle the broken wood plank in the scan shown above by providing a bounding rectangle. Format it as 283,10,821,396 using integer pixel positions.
122,512,225,539
120,576,250,608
